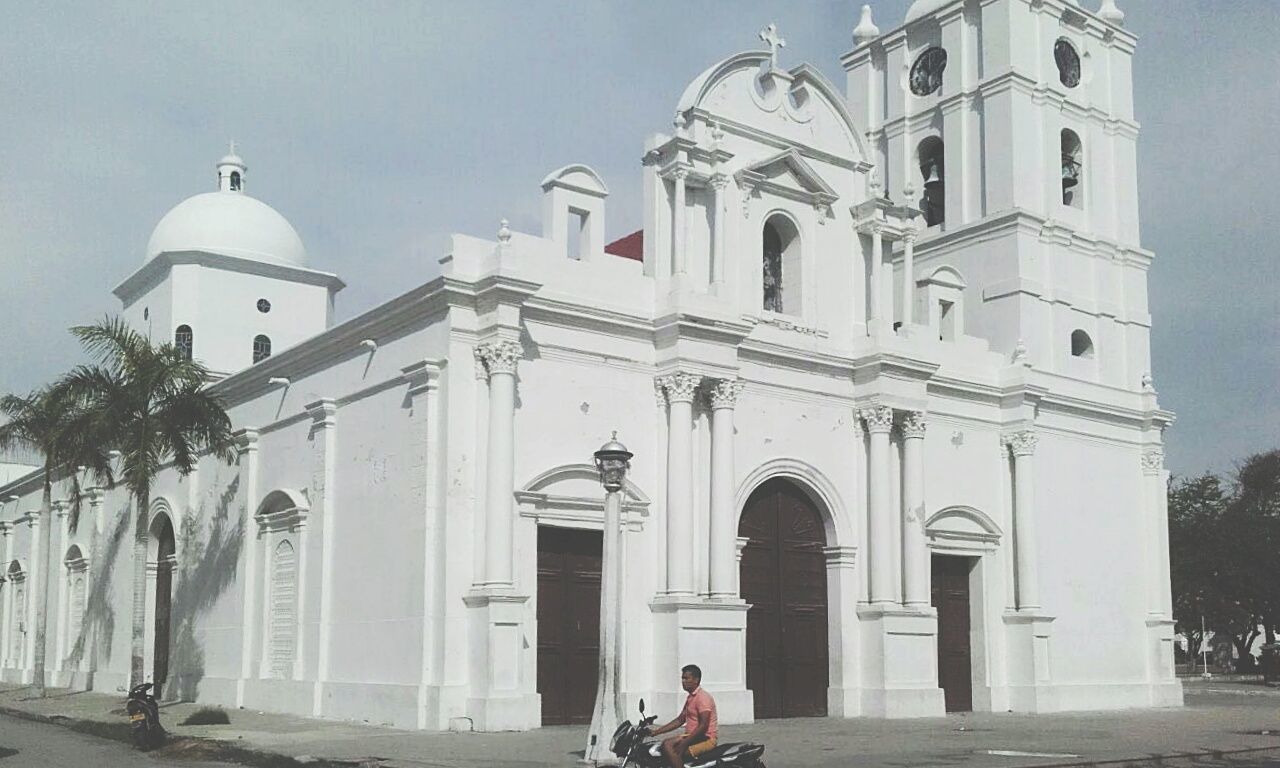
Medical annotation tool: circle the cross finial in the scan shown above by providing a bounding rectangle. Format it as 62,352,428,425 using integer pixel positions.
759,23,786,69
228,139,238,156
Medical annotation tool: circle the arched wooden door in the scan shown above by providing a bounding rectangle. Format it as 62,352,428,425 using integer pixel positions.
739,478,829,718
153,516,175,698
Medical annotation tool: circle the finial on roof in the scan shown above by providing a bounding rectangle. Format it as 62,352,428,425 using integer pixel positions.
853,5,880,45
1141,371,1155,392
868,170,882,199
1013,339,1030,366
1098,0,1124,25
758,23,786,69
498,218,512,244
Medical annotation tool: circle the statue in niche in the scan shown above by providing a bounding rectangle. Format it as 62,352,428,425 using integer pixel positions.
762,224,784,313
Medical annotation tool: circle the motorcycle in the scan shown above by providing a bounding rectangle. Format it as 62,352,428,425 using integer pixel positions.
125,682,165,750
610,698,766,768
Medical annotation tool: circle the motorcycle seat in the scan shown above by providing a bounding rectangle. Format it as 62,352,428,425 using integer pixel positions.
689,741,765,766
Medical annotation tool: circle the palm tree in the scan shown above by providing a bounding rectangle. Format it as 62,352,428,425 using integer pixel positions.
66,317,234,690
0,382,114,697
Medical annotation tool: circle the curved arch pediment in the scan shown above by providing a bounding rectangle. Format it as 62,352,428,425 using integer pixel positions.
675,52,869,163
925,505,1002,546
735,458,853,547
516,463,651,531
257,488,311,517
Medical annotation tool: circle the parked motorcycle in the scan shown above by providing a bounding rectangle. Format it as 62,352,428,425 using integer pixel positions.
610,698,766,768
125,682,165,750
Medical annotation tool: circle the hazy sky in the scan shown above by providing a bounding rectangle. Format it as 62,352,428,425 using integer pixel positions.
0,1,1275,478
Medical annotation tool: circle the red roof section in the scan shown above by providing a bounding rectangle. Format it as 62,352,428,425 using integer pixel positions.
604,230,643,262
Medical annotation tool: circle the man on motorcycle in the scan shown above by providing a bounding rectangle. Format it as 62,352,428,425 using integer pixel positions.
648,664,718,768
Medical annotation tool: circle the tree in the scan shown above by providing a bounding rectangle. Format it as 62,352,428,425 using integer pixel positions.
66,317,234,690
0,382,113,696
1232,450,1280,645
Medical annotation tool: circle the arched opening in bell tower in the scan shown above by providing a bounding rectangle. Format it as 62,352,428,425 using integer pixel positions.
1061,129,1083,208
917,137,946,227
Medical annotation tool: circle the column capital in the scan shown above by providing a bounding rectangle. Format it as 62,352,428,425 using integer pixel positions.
900,411,927,439
1003,430,1038,457
709,172,730,191
474,339,522,377
858,405,895,434
233,427,260,455
1141,447,1165,475
400,359,445,399
305,398,338,428
53,500,69,519
706,378,744,410
656,372,702,404
85,487,106,506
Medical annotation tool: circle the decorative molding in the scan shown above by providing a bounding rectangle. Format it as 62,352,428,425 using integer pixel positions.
305,398,338,431
1141,448,1165,475
1002,430,1038,457
233,427,260,456
474,340,522,377
656,372,702,404
858,405,894,434
706,379,745,410
255,488,311,534
900,411,927,439
823,545,858,569
400,359,445,399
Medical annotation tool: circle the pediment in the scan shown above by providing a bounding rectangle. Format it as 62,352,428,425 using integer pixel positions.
735,149,839,209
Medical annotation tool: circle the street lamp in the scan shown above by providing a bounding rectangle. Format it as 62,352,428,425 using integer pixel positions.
585,432,632,764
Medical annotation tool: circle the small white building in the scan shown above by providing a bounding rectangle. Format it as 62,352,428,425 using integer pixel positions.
0,0,1181,731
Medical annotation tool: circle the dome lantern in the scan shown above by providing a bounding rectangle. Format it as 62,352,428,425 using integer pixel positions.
217,141,246,193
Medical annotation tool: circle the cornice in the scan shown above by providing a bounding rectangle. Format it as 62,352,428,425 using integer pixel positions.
683,108,872,173
113,250,346,304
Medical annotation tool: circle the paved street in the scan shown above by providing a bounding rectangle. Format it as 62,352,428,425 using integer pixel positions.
0,713,241,768
1,681,1279,767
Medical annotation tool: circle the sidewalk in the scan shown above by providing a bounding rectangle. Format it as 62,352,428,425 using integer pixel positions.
2,680,1279,768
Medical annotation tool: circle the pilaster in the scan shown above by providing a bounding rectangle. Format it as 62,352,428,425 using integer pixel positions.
233,427,260,707
305,399,337,716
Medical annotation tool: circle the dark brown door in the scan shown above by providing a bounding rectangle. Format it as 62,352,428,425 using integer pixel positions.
153,516,175,699
537,527,602,725
931,554,973,712
740,479,828,719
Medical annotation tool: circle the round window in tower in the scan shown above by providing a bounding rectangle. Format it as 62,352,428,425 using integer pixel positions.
257,298,272,314
1054,39,1081,88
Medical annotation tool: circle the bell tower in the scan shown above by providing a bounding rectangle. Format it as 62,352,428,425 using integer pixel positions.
842,0,1151,390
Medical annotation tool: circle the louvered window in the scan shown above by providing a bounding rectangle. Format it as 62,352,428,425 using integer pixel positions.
269,540,297,679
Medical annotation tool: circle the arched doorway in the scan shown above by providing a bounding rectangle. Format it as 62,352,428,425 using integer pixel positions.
739,478,828,718
149,513,175,698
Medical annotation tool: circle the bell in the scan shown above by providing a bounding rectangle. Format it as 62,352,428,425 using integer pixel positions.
1062,165,1079,189
922,163,943,189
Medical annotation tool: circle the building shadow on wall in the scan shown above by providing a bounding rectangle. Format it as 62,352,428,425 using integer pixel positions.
167,475,242,703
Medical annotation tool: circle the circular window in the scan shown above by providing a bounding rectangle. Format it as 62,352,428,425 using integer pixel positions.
909,47,948,96
1054,39,1081,88
256,298,272,314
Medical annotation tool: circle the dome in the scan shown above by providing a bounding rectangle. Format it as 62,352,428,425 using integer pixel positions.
904,0,954,23
145,191,307,267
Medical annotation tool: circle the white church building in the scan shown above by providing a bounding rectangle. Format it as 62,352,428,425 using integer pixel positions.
0,0,1181,730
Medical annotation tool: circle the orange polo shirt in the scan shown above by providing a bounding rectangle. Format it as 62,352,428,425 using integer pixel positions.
681,686,718,741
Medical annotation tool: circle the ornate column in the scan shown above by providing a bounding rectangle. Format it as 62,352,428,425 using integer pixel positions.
85,487,105,684
1141,446,1180,703
900,412,929,608
0,521,12,669
656,372,701,596
860,405,896,604
868,222,884,332
52,501,70,675
710,174,729,293
1003,431,1040,611
707,378,743,599
305,398,337,713
476,340,522,588
233,428,260,707
900,228,917,330
671,168,689,278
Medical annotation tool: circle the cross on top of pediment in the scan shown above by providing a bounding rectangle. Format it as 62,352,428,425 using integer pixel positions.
759,23,785,69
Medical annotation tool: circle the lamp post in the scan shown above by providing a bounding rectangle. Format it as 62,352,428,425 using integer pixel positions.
585,433,632,764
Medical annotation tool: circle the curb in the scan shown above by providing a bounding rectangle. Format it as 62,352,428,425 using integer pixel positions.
977,744,1280,768
0,703,372,768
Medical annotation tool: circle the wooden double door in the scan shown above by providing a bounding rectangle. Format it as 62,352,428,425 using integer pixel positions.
536,527,602,726
931,554,974,712
739,479,829,719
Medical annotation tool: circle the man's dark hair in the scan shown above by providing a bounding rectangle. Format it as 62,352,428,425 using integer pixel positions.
682,664,702,681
